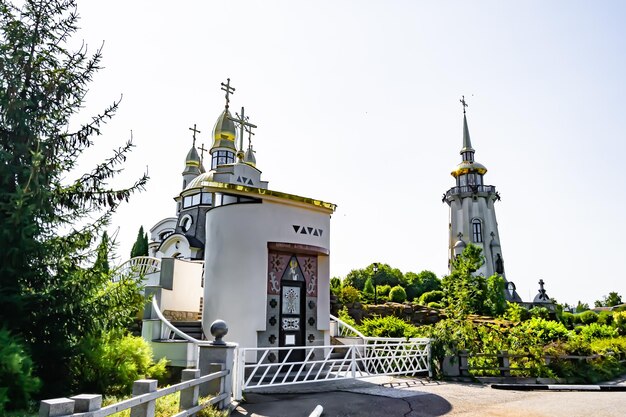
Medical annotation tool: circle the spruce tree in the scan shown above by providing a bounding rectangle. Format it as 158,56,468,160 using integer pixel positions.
0,0,148,398
130,226,149,257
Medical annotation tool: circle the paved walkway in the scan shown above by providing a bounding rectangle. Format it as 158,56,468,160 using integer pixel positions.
231,376,626,417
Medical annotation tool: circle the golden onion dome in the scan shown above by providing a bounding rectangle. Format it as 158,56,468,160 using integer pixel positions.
451,161,487,177
212,109,237,151
186,172,214,190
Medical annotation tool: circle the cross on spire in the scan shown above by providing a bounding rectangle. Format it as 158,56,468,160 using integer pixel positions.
188,123,201,147
198,143,208,164
228,106,257,158
460,95,468,114
245,123,255,149
221,78,236,109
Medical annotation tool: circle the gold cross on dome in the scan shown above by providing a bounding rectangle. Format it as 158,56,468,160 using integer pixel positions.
188,123,201,147
460,95,468,114
221,78,236,109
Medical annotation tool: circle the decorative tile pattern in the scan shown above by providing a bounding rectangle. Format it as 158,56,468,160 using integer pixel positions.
308,334,315,343
297,255,318,297
269,316,276,326
308,300,316,310
268,352,276,363
282,318,300,330
308,317,315,326
291,225,323,237
269,334,276,344
282,287,300,314
269,299,277,309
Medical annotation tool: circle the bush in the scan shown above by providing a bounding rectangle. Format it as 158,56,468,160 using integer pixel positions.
377,284,392,297
340,286,361,304
613,311,626,335
503,302,530,322
517,318,570,344
529,306,550,320
561,312,575,328
578,310,599,325
428,302,444,309
419,290,444,305
102,393,228,417
73,331,167,396
0,329,41,412
358,316,420,338
597,311,613,326
577,323,618,341
389,285,407,303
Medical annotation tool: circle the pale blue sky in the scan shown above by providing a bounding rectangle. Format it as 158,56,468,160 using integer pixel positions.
73,1,626,306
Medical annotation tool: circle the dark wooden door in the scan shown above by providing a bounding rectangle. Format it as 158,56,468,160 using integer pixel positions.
279,281,306,362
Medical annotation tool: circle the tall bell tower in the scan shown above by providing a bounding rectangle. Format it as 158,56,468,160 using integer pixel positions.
443,97,520,300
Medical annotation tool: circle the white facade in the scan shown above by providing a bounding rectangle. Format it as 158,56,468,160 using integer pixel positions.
202,195,332,351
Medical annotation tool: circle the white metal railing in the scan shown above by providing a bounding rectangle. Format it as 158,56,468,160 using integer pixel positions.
113,256,162,282
234,338,431,401
329,314,366,338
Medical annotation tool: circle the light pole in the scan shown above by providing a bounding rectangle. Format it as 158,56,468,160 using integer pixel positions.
373,263,379,305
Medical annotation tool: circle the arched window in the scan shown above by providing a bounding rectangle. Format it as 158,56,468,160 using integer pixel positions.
179,214,193,232
472,219,483,243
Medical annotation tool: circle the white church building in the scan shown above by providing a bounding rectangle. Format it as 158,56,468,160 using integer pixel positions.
141,79,336,365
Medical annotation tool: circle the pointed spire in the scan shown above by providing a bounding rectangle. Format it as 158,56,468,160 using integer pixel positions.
462,113,474,152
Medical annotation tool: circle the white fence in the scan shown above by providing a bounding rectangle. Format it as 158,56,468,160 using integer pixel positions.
40,367,230,417
234,338,431,401
113,256,161,282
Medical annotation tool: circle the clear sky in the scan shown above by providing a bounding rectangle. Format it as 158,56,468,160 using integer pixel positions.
71,0,626,307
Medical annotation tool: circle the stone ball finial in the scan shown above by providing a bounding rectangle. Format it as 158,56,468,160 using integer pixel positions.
210,320,228,345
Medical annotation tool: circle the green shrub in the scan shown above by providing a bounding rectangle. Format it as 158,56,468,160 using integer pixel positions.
330,277,342,296
597,311,613,326
577,310,599,325
377,284,391,297
73,331,167,396
613,311,626,335
389,285,407,303
578,323,618,341
419,290,444,305
529,306,550,320
503,301,530,322
358,316,420,338
0,329,41,412
561,312,575,328
363,278,375,296
340,286,360,304
337,306,357,328
427,302,444,309
517,318,570,344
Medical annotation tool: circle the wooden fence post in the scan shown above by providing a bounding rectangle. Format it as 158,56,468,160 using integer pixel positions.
499,350,511,377
130,379,158,417
180,369,200,412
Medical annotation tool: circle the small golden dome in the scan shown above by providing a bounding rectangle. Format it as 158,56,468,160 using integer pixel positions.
212,109,237,151
451,161,487,177
186,172,214,189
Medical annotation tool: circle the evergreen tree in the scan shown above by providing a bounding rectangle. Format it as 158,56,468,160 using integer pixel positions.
95,231,111,273
130,225,149,257
0,0,147,398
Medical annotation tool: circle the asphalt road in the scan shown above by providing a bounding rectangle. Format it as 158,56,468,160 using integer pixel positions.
232,376,626,417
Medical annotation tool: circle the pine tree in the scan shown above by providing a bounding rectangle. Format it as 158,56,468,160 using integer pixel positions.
0,0,148,398
130,226,149,257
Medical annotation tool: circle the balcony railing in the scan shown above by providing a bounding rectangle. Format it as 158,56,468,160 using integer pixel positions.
444,185,497,200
